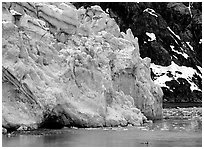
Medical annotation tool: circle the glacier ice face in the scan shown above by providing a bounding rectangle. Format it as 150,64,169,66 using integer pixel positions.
2,2,163,131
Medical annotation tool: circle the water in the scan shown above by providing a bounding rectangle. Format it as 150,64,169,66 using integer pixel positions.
2,118,202,147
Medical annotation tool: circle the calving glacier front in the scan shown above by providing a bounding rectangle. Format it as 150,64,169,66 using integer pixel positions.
2,2,163,131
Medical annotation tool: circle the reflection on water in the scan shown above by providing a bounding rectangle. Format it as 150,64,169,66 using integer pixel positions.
2,119,202,147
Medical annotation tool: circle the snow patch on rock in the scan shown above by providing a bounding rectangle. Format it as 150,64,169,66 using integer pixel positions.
143,8,158,17
170,45,189,59
197,66,202,73
167,26,181,40
146,32,156,41
199,39,202,44
186,42,193,51
151,61,201,91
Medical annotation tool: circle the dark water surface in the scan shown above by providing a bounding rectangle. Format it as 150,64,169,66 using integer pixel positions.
2,118,202,147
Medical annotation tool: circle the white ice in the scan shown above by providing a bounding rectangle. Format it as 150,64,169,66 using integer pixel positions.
150,61,201,91
170,45,189,59
143,8,158,17
167,27,181,40
146,32,156,41
186,42,193,51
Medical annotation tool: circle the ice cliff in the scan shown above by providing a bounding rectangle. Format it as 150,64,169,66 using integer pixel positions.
2,2,163,131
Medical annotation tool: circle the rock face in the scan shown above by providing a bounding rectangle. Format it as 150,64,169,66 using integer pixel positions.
2,2,163,131
73,2,202,103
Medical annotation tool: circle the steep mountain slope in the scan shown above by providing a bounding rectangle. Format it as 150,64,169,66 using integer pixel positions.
73,2,202,103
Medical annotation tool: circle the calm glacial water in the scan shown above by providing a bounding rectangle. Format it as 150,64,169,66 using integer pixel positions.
2,118,202,147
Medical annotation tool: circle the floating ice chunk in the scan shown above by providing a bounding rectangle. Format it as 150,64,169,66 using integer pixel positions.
146,32,156,41
143,8,158,17
141,128,148,131
161,128,168,131
85,128,99,130
111,128,118,131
